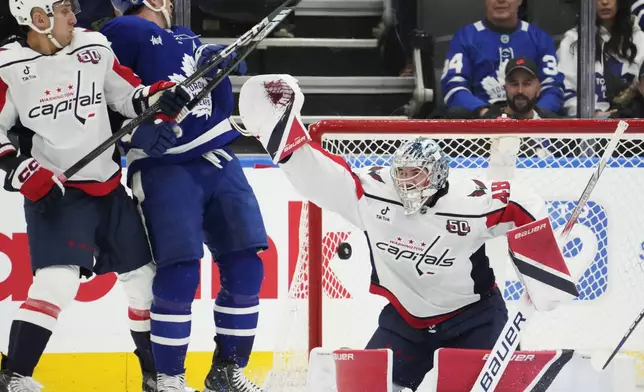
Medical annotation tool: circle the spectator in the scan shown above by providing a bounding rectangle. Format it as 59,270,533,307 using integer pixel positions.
559,0,644,117
609,61,644,117
632,0,644,31
440,0,564,118
482,57,560,118
75,0,116,30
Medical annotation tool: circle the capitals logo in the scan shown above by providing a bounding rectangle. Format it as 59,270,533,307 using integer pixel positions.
503,200,608,301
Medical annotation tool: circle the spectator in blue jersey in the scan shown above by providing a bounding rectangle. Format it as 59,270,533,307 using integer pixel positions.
440,0,564,118
559,0,644,117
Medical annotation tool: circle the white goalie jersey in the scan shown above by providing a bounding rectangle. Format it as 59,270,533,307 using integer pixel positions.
280,144,548,328
238,74,549,328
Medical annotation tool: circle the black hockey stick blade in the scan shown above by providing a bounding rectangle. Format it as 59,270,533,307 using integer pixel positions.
59,0,297,182
601,307,644,370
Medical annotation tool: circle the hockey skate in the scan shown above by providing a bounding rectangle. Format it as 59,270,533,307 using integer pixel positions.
203,350,262,392
0,371,43,392
141,371,199,392
0,354,42,392
137,350,198,392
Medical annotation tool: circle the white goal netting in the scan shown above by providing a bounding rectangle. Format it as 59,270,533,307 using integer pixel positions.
264,119,644,390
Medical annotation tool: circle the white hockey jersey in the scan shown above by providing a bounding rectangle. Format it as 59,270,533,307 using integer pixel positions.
0,28,144,195
558,26,644,116
282,143,547,328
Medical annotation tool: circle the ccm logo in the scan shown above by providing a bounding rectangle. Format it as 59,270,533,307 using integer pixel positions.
514,223,547,240
482,353,535,362
333,353,354,361
479,311,528,391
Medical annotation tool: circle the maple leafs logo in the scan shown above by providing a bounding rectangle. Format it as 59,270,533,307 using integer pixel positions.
481,60,508,103
368,166,386,183
468,179,487,197
167,53,212,119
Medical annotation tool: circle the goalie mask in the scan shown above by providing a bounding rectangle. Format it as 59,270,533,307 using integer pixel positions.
391,138,449,215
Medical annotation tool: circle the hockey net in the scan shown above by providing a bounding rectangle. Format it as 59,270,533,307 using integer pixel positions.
264,119,644,389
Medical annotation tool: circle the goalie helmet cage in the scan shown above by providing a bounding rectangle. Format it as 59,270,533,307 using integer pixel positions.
264,119,644,390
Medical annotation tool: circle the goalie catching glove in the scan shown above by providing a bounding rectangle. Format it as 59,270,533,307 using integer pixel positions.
238,74,310,164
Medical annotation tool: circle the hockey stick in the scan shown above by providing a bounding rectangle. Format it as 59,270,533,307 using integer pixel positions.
470,120,629,392
175,4,295,123
58,0,296,182
600,307,644,370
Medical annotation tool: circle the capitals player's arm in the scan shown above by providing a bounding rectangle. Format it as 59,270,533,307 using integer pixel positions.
485,180,548,237
556,30,580,117
0,73,19,171
533,29,564,113
279,143,366,230
440,27,489,112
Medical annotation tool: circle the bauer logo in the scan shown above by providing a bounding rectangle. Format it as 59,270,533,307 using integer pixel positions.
503,201,608,301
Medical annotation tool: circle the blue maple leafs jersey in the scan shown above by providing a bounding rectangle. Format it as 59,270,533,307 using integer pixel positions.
558,26,644,116
440,20,564,113
100,16,239,173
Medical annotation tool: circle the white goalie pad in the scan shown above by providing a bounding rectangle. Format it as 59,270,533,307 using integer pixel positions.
507,218,579,311
307,348,393,392
239,74,310,163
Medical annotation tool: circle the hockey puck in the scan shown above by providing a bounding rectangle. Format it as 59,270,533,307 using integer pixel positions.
337,242,352,260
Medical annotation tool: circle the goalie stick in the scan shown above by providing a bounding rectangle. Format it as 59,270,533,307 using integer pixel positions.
470,120,630,392
58,0,297,182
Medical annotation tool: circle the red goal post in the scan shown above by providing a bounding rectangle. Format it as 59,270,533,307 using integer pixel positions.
301,118,644,359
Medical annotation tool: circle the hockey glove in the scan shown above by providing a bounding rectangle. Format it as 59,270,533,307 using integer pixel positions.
194,44,248,78
238,74,309,164
132,80,191,120
126,118,179,157
3,156,64,203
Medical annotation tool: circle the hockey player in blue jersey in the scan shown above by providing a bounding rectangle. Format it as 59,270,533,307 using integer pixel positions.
440,0,564,117
101,1,268,391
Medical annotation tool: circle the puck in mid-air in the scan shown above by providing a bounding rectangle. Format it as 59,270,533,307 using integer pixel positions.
337,242,352,260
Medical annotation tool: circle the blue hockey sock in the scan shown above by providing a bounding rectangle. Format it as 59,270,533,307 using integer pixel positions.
214,249,264,367
150,261,200,376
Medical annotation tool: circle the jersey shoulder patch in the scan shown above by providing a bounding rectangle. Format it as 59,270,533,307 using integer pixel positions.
353,166,401,203
433,178,511,216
